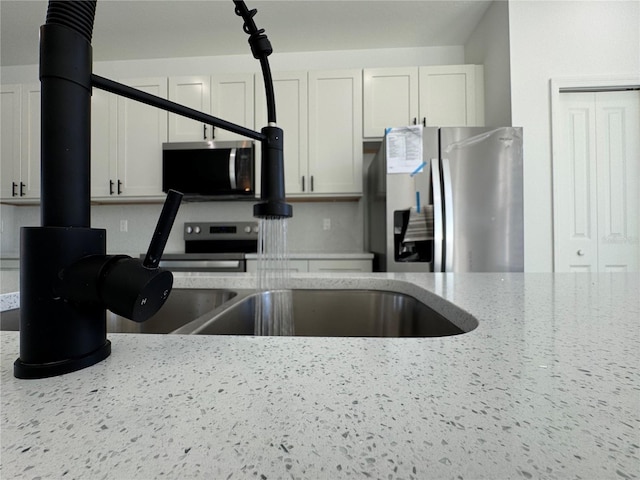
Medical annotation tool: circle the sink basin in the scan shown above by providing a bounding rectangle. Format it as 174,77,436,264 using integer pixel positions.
178,289,477,337
106,288,237,333
0,289,237,334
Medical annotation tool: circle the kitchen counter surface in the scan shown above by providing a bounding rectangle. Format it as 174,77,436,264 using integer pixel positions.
1,272,639,479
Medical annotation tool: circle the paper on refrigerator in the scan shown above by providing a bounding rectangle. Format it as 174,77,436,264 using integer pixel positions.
385,125,424,174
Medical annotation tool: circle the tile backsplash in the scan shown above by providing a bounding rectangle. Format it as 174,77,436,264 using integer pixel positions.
0,200,364,258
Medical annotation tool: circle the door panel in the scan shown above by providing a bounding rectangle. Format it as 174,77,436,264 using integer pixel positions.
596,91,640,271
555,93,598,271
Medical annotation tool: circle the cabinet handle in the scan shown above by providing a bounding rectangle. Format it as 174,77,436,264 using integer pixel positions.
203,124,207,140
412,117,417,125
310,175,314,192
20,182,25,196
109,180,114,195
301,176,305,192
117,180,123,195
422,117,426,127
211,126,215,139
12,182,17,197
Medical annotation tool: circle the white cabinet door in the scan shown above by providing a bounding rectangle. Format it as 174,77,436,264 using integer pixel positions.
117,78,167,197
1,85,21,199
256,71,308,195
20,83,41,199
363,67,419,138
418,65,484,127
168,76,211,142
211,73,254,141
91,87,117,197
308,69,363,195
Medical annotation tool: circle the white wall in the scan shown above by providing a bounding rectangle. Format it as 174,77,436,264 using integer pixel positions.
464,0,512,126
509,0,640,272
1,45,464,258
0,45,465,84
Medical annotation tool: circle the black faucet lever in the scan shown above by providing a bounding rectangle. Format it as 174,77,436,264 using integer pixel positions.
144,189,183,268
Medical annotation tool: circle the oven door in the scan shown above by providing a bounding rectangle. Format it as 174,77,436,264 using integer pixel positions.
154,253,246,272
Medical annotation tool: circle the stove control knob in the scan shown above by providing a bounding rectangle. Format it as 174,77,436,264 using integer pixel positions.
244,226,252,233
194,226,201,234
186,226,193,234
253,226,259,233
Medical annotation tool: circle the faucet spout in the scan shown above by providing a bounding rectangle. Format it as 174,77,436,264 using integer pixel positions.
254,126,293,219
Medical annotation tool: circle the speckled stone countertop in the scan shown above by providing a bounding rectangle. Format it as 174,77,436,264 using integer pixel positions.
1,272,639,479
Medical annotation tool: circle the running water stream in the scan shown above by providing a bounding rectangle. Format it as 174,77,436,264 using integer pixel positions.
255,218,294,335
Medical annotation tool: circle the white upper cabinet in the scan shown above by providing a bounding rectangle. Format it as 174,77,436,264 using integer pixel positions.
256,69,362,197
255,71,308,196
1,85,22,199
91,77,168,198
91,87,117,198
211,73,254,141
19,83,41,199
308,69,363,195
363,65,485,138
418,65,484,127
167,76,211,142
363,67,419,138
117,78,168,197
168,74,254,142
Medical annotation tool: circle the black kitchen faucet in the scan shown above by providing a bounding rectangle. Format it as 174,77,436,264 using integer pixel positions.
15,0,292,379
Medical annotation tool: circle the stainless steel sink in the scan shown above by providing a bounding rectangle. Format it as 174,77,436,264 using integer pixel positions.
0,288,237,334
176,289,477,337
2,288,477,338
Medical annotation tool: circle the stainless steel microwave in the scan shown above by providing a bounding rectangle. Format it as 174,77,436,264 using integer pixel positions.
162,141,255,199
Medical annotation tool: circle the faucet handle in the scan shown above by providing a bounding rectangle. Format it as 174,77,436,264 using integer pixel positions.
143,189,183,269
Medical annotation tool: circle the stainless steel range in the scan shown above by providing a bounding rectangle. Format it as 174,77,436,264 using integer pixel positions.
157,222,259,272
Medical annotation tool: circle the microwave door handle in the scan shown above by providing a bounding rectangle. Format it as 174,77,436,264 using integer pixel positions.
229,148,237,190
431,158,443,272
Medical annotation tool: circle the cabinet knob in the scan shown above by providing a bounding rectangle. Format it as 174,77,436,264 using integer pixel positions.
577,249,585,256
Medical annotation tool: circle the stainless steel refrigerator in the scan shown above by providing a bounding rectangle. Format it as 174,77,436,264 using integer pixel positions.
367,126,523,272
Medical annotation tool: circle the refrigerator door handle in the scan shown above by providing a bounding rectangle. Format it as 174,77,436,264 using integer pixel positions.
431,158,443,272
441,157,454,272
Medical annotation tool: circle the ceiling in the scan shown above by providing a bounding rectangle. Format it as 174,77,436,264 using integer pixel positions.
0,0,493,67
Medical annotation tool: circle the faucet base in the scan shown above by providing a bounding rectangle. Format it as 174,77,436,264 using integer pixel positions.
14,341,111,380
16,226,111,379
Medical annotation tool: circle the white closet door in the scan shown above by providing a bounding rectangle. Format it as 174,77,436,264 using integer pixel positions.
554,90,639,272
